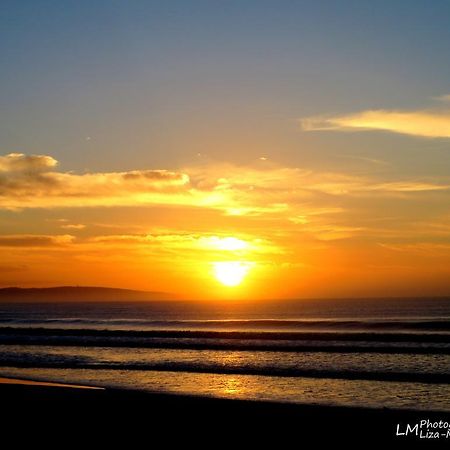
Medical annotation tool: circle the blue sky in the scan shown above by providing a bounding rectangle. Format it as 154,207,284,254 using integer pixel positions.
2,0,450,172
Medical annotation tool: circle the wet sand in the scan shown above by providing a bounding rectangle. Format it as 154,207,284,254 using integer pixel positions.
1,376,448,445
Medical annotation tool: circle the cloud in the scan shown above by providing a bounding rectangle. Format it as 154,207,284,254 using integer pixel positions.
378,242,450,254
0,153,193,210
302,109,450,138
434,94,450,102
88,233,282,255
289,207,345,225
0,231,283,262
338,154,389,166
367,181,449,192
301,225,365,241
60,223,86,230
0,153,58,172
0,153,448,218
188,163,449,220
0,234,75,247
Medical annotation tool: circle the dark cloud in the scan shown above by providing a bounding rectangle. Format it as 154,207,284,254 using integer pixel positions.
0,235,74,247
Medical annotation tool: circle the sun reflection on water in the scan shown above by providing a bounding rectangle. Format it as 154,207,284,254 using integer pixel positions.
222,377,241,395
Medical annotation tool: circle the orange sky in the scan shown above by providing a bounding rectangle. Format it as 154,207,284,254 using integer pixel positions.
1,153,450,299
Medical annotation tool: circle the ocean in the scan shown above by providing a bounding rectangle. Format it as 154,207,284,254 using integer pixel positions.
0,297,449,411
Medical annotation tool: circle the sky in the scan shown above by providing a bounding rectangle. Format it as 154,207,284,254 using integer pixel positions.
1,0,450,299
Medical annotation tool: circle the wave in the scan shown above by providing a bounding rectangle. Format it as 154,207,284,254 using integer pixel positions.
1,318,450,331
0,334,449,354
0,360,449,384
0,326,449,342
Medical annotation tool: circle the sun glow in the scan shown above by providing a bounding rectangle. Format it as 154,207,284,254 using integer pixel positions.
212,261,253,287
200,236,249,251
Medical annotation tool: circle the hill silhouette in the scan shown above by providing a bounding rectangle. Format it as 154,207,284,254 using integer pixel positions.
0,286,173,302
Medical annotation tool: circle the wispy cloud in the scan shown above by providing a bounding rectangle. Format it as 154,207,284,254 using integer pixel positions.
0,234,74,247
88,233,282,256
301,225,365,241
378,242,450,254
0,153,448,224
301,100,450,138
434,94,450,102
188,162,449,206
60,223,86,230
338,154,390,166
0,231,284,266
364,181,449,193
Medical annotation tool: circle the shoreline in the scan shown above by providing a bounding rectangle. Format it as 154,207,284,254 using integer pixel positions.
1,376,449,444
0,376,104,389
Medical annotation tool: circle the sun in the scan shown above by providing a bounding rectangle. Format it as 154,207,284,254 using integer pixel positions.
213,261,252,287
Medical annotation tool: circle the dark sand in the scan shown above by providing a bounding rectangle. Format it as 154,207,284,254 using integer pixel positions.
1,378,448,446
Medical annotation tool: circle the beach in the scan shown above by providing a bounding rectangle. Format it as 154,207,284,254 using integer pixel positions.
1,298,449,445
1,376,449,445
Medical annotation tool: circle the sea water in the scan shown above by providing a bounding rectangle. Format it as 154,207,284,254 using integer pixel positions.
0,297,449,411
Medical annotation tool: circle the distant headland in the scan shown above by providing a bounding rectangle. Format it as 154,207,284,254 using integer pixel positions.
0,286,173,302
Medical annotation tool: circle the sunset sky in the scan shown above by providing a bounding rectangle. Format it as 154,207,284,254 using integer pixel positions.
1,1,450,299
